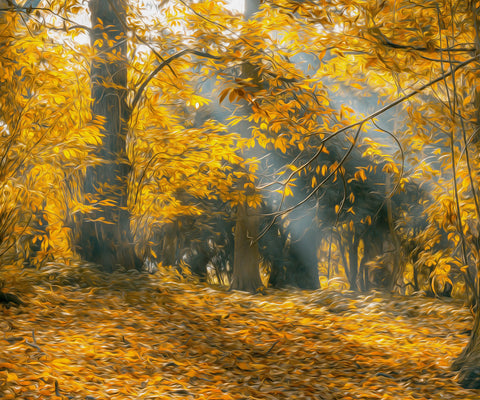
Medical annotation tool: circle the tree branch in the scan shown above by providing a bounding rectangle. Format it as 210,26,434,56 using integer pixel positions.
257,53,480,238
130,49,221,113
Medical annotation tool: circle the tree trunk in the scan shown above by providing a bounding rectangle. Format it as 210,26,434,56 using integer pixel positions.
229,0,264,292
337,236,346,270
358,239,368,292
386,174,402,291
77,0,141,271
359,233,382,291
451,2,480,388
267,246,319,289
452,310,480,388
266,225,320,290
230,203,263,292
348,235,359,291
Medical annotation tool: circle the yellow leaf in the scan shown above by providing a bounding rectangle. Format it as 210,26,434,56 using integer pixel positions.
355,169,367,182
51,358,72,367
6,372,19,382
237,362,251,370
284,185,293,197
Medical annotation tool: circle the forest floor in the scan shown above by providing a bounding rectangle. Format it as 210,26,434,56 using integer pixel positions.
0,262,478,400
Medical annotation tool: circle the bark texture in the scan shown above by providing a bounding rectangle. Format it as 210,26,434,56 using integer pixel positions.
451,2,480,388
229,0,264,292
230,204,263,292
77,0,140,270
452,311,480,388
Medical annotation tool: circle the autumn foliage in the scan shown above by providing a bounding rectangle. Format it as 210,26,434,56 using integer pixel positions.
2,0,480,394
0,267,477,399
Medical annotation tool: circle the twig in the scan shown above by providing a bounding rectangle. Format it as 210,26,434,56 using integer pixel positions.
131,49,221,113
54,380,61,396
255,54,480,240
264,340,279,355
25,329,44,353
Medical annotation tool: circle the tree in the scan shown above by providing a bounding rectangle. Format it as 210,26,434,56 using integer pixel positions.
77,0,141,270
450,2,480,387
7,0,480,391
285,0,480,387
0,3,98,268
229,0,264,292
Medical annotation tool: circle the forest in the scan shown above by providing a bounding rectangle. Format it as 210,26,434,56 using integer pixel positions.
2,0,480,398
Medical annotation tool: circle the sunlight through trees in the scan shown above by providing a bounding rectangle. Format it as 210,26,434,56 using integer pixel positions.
2,0,480,394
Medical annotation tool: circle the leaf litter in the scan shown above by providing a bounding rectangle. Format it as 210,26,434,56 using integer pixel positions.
0,262,478,399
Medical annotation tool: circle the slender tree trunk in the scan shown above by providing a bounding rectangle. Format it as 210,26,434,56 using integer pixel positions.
358,239,369,291
348,235,359,291
386,174,401,291
338,236,349,283
77,0,141,271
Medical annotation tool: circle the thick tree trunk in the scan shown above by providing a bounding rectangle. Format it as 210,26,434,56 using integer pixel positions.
77,0,141,270
229,0,264,292
266,225,320,290
267,251,319,289
230,203,263,292
451,2,480,388
452,310,480,388
268,248,320,290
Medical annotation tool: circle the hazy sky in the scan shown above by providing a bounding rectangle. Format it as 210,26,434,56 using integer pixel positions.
228,0,244,12
60,0,247,45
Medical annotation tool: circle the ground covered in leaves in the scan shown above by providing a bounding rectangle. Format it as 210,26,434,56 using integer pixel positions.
0,263,478,399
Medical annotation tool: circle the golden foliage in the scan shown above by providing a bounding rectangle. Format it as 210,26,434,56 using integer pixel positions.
0,268,477,399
